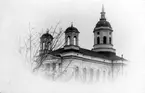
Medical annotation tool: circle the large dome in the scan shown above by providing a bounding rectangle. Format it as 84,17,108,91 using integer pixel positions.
95,5,112,29
96,19,112,28
65,25,79,33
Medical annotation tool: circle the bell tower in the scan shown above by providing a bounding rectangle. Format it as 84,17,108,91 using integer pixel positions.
64,23,80,50
65,23,79,46
40,29,53,55
92,5,116,56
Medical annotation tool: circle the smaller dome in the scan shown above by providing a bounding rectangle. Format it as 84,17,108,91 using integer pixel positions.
96,19,112,28
65,25,79,33
41,32,53,40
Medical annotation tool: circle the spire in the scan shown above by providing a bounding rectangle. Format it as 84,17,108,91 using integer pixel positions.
46,28,49,33
71,22,73,27
102,4,104,12
100,4,106,20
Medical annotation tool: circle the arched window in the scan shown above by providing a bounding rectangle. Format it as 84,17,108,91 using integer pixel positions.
46,63,50,71
90,68,94,81
103,71,106,77
43,43,45,50
48,43,51,50
67,36,70,45
109,37,111,44
108,71,112,80
103,36,107,44
83,68,87,81
103,70,106,81
44,42,47,50
52,63,56,71
75,66,79,79
97,37,100,44
96,69,100,81
74,36,77,45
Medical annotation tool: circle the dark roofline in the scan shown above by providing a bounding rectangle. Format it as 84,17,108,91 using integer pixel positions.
50,47,126,61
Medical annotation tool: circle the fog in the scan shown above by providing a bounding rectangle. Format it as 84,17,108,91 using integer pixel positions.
0,0,145,93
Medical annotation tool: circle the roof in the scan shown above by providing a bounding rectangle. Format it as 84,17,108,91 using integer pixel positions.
95,19,112,28
50,47,126,61
65,25,80,33
41,32,53,39
95,5,112,29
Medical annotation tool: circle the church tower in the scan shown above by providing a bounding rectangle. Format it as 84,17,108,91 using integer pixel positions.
40,30,53,55
92,5,116,56
64,23,80,50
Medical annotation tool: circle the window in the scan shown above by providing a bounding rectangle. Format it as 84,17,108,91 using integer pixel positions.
103,36,107,44
83,68,87,80
75,66,79,79
59,63,62,68
90,68,94,80
67,36,70,45
48,43,51,50
108,71,111,76
97,37,100,44
109,32,111,35
103,71,106,77
46,63,50,71
97,32,100,35
109,37,111,44
74,36,77,45
103,71,106,80
52,63,56,71
43,43,45,49
96,69,100,81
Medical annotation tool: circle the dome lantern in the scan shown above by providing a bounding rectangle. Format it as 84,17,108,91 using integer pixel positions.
40,29,54,54
92,5,116,56
95,5,112,29
65,23,79,34
64,23,80,47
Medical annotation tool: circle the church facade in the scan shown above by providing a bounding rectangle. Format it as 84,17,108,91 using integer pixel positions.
38,6,127,82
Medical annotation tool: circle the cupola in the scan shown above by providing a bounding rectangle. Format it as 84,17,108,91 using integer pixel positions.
65,23,79,46
64,23,80,50
92,5,116,56
40,29,53,55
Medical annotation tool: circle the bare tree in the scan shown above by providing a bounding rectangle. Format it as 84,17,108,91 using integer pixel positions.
18,22,74,80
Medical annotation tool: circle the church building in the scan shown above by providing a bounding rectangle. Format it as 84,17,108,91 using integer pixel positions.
38,6,127,82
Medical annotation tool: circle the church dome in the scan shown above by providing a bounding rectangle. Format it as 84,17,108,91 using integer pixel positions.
65,24,79,33
95,5,112,29
96,19,112,28
41,32,53,40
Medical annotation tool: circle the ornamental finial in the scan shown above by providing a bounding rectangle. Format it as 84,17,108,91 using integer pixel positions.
46,28,49,33
101,4,106,20
71,22,73,27
102,4,104,12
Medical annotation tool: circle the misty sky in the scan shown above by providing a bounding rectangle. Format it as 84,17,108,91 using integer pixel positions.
0,0,145,93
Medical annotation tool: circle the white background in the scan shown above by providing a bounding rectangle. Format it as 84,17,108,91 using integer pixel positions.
0,0,145,93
